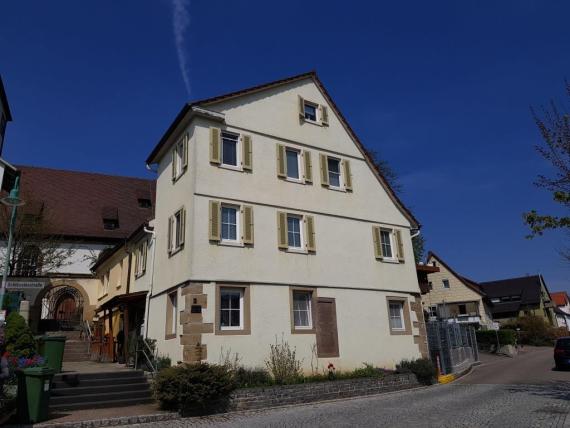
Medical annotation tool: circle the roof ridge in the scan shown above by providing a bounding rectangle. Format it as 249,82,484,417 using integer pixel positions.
479,274,542,284
16,164,154,183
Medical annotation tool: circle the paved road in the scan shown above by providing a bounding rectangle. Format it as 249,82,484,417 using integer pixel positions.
127,347,570,428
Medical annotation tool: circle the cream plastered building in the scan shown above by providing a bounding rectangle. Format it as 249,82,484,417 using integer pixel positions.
422,252,493,328
144,72,426,371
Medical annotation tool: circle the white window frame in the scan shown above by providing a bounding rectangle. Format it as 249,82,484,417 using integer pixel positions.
104,271,109,295
389,301,405,331
427,305,438,318
168,291,178,335
135,240,147,278
380,229,396,261
169,208,185,254
172,138,186,181
285,148,302,182
219,288,244,331
286,214,304,250
442,279,450,289
292,290,313,329
221,131,241,170
303,100,319,123
327,156,343,189
220,204,240,244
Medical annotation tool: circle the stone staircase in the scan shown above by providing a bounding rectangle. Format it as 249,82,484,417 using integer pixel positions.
50,370,153,411
47,330,91,362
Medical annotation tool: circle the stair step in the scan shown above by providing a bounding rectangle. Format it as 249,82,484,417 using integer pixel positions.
50,389,151,406
52,375,147,389
54,370,144,382
49,396,154,411
51,382,150,396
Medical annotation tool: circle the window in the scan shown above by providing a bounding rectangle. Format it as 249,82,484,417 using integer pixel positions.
428,281,433,290
304,102,317,121
327,158,341,188
220,288,243,330
138,198,152,209
13,245,41,277
168,207,185,254
172,134,188,181
286,149,301,180
103,218,119,230
166,291,177,338
491,298,500,304
442,279,450,289
458,304,467,315
380,230,393,258
221,131,239,167
389,302,404,330
292,291,313,329
135,240,147,277
427,305,438,318
221,205,239,242
287,215,303,248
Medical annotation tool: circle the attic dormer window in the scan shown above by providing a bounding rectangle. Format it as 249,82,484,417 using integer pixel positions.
102,206,119,231
138,198,152,209
304,103,317,121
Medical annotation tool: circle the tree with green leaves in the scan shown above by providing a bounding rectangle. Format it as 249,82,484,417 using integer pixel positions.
523,82,570,260
366,149,425,263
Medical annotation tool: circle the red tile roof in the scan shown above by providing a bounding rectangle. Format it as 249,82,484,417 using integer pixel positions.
9,166,155,241
551,292,569,307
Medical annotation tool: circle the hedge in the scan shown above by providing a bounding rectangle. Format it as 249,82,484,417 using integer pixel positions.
476,329,516,348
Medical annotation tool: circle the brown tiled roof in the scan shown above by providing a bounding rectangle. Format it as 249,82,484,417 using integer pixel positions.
552,291,569,307
9,166,155,241
145,71,420,228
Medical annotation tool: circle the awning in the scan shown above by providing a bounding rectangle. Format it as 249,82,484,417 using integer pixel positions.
96,291,147,312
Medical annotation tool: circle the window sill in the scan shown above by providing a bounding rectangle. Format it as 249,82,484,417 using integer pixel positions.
219,241,244,248
389,328,411,336
291,327,316,334
381,258,400,264
285,177,305,185
327,186,347,193
216,328,251,336
302,118,324,127
286,247,308,255
219,164,243,172
169,246,184,258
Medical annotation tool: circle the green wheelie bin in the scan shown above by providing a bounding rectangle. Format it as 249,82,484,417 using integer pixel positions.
38,335,66,373
16,366,55,423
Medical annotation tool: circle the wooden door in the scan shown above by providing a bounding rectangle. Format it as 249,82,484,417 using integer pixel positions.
315,298,340,358
55,296,76,321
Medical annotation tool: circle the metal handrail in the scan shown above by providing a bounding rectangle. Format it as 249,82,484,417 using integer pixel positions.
135,338,157,374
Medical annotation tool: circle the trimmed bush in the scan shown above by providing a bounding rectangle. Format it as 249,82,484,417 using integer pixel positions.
4,312,36,358
396,358,436,385
476,329,516,349
153,363,236,416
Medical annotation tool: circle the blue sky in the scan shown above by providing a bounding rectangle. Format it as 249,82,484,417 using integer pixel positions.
1,1,569,290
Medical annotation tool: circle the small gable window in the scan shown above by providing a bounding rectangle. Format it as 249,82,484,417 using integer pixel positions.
304,102,317,122
298,96,328,126
102,206,119,231
138,198,152,209
442,279,450,289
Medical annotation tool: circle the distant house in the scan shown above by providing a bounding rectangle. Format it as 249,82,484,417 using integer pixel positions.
421,252,493,329
478,275,557,327
551,292,570,330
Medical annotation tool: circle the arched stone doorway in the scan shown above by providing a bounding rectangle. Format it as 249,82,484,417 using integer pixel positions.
31,280,93,333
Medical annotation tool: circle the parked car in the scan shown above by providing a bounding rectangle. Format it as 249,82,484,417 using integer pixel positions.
554,337,570,369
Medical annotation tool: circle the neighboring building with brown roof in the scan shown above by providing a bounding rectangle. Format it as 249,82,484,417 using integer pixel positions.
551,291,570,330
422,252,493,329
1,165,155,333
478,275,557,327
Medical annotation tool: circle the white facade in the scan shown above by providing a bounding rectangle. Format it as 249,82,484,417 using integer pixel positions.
146,75,424,371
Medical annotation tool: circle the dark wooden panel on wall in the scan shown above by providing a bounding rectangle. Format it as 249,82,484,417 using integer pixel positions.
315,297,339,358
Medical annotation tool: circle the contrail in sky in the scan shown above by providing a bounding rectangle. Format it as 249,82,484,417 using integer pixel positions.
171,0,191,97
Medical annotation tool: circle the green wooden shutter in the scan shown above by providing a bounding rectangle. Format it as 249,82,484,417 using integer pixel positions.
210,128,221,164
298,95,305,119
305,215,316,252
320,154,329,187
277,211,288,249
182,133,189,170
242,134,252,171
167,216,173,254
395,230,405,263
303,150,312,183
343,160,352,191
372,226,383,259
171,148,177,180
321,105,329,126
179,207,186,247
209,201,221,241
276,144,287,178
242,205,254,245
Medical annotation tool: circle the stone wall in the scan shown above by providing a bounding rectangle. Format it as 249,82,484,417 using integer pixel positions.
230,373,419,411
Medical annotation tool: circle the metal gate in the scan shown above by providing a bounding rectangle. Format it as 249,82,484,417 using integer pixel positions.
426,320,479,375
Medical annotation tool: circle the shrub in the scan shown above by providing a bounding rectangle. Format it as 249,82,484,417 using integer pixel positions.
155,355,171,371
265,337,302,385
234,367,272,388
153,363,236,416
476,329,516,349
4,313,36,359
503,315,557,346
396,358,436,385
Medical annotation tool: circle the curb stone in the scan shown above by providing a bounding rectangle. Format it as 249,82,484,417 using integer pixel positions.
6,412,180,428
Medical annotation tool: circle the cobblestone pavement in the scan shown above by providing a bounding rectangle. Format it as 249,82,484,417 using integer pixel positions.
125,382,570,428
